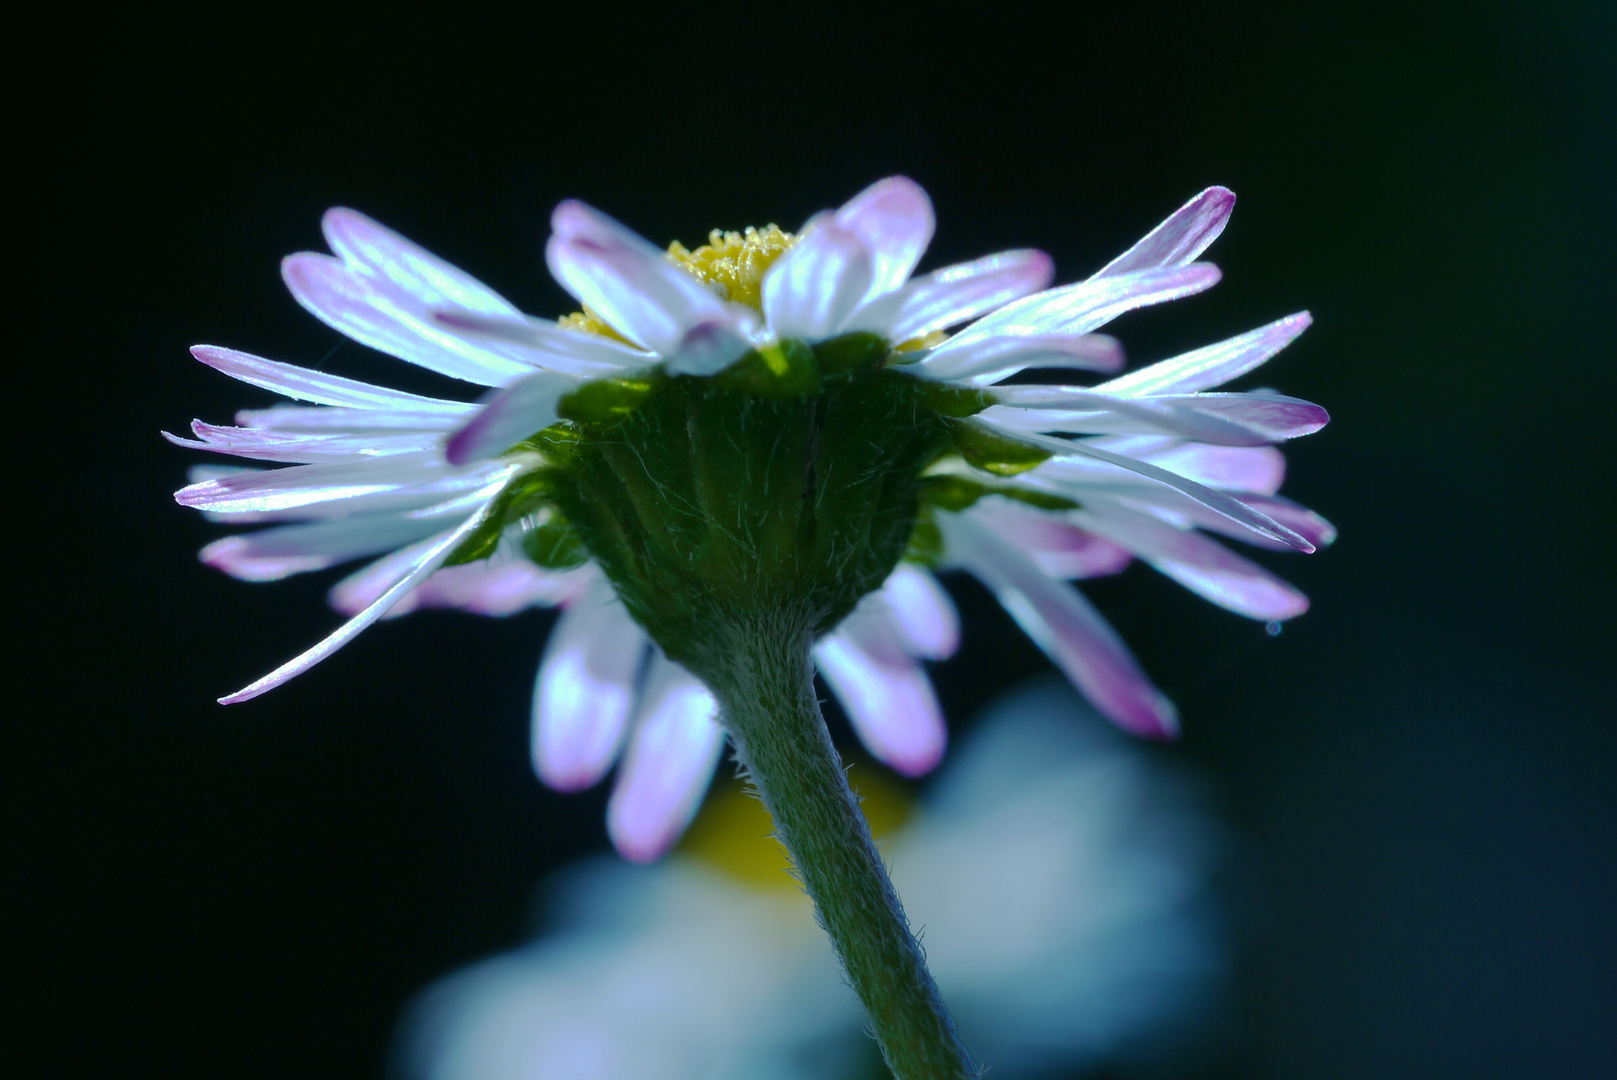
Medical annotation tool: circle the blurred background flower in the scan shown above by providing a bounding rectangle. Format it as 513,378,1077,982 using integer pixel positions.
397,678,1226,1080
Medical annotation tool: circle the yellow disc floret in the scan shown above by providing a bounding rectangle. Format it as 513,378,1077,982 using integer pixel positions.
667,225,796,311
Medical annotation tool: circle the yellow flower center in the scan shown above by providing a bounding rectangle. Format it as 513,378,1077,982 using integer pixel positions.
667,224,797,311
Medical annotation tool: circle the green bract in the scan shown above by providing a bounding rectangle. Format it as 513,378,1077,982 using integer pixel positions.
446,333,1054,676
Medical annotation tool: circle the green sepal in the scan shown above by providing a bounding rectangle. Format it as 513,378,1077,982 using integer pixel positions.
903,510,945,566
558,375,665,427
909,379,995,418
813,332,889,379
521,513,589,569
505,422,581,467
443,470,562,566
714,340,822,398
920,473,1080,514
947,418,1051,476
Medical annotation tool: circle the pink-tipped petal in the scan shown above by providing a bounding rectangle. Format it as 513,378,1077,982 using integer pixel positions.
879,563,960,659
606,654,725,863
847,250,1054,341
905,333,1125,386
1074,504,1310,620
815,603,947,777
831,176,935,302
761,221,874,341
445,370,574,465
981,394,1275,446
939,512,1178,739
282,253,536,386
328,533,448,617
164,422,442,463
545,201,757,371
1092,437,1289,495
919,264,1221,382
406,558,593,616
1022,431,1311,550
531,580,646,791
232,405,467,434
1093,186,1236,278
1096,312,1313,396
189,345,472,413
1231,493,1337,549
320,207,522,317
203,512,445,583
965,499,1134,579
217,492,507,705
174,451,500,516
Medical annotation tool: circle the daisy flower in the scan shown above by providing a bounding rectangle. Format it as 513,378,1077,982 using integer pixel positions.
171,177,1326,860
172,177,1328,1077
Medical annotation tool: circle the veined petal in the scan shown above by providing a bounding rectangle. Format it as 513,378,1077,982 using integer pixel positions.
405,557,594,616
190,345,471,412
202,512,448,582
761,221,873,341
1074,503,1309,620
905,333,1124,386
328,533,453,616
964,498,1134,579
445,370,575,465
321,208,522,317
282,253,538,385
217,489,507,705
174,451,502,516
546,201,757,371
989,386,1327,442
531,579,646,792
1008,429,1312,550
831,176,935,303
815,601,947,777
1229,493,1337,549
1096,312,1313,396
233,405,470,433
164,422,443,463
430,311,655,377
606,653,725,863
1087,436,1288,494
879,563,960,660
939,512,1178,738
1093,186,1235,278
846,250,1054,341
919,264,1221,382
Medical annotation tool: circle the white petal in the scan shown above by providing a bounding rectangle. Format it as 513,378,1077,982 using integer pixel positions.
815,602,947,777
445,369,576,465
879,563,960,660
190,345,472,412
1095,312,1313,396
406,558,594,616
217,486,509,705
164,422,443,463
174,451,502,516
831,176,935,303
939,511,1178,738
915,265,1220,383
903,333,1124,386
202,512,448,582
1092,186,1235,278
761,221,873,341
321,207,522,317
430,311,655,377
846,250,1054,341
327,533,451,617
531,579,646,791
1011,429,1311,550
282,253,538,385
964,497,1134,579
1087,437,1288,494
1073,503,1309,620
545,200,757,371
607,653,725,863
233,405,469,433
990,384,1327,442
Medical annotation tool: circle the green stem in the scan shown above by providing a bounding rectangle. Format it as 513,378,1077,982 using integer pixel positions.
697,609,978,1080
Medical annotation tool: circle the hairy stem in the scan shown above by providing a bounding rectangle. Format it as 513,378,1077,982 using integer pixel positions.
697,609,978,1080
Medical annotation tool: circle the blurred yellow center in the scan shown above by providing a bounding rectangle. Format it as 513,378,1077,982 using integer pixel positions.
680,763,913,894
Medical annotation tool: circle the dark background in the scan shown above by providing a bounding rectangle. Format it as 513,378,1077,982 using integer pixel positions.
16,2,1614,1077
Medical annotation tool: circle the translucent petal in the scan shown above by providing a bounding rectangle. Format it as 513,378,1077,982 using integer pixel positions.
320,207,522,317
607,653,725,863
189,345,473,412
202,512,448,582
846,250,1053,341
815,602,947,777
761,221,873,341
531,580,647,791
1095,312,1312,396
1092,186,1235,278
939,512,1177,739
879,563,960,660
903,333,1124,386
445,369,576,465
831,176,935,303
